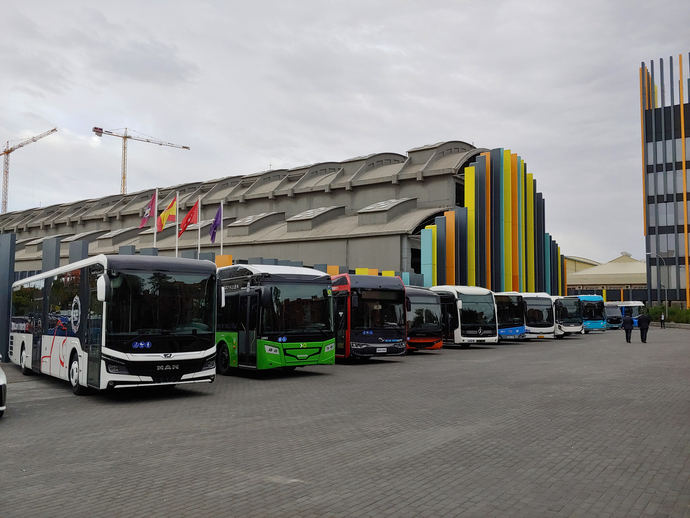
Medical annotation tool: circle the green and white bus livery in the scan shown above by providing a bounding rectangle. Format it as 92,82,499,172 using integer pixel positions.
216,264,335,372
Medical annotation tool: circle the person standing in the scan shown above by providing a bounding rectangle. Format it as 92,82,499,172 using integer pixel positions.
660,312,666,328
638,310,651,343
621,314,634,343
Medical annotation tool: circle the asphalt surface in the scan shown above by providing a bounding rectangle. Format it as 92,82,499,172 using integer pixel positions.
1,328,688,517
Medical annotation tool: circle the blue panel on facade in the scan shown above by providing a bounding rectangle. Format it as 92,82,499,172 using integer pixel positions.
421,228,433,287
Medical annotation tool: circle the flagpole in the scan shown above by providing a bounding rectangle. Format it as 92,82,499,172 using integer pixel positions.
153,188,158,249
175,191,179,257
220,201,224,256
197,196,201,258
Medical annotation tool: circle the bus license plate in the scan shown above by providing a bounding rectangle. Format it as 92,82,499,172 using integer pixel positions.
376,347,387,353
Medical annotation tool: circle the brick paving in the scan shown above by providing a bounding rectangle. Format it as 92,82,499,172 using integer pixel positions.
0,328,688,517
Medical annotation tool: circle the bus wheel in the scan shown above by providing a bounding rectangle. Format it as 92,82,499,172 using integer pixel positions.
69,353,86,395
216,343,231,376
20,347,31,375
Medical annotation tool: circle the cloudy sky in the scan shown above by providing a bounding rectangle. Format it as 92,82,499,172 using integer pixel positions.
1,1,688,262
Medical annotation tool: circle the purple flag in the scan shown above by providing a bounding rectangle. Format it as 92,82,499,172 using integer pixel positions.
209,205,222,243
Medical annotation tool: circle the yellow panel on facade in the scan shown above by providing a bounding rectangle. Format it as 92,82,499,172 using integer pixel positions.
464,166,476,286
215,254,233,267
425,224,438,286
382,270,395,277
602,289,607,302
355,267,369,275
444,211,456,285
526,173,535,292
503,151,512,290
327,265,340,276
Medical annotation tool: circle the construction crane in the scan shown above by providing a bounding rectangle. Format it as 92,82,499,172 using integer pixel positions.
1,127,58,214
92,127,190,195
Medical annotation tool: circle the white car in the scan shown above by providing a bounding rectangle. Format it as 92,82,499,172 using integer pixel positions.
0,355,6,418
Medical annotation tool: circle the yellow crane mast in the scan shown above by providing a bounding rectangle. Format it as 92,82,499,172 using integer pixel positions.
92,127,190,195
1,127,58,214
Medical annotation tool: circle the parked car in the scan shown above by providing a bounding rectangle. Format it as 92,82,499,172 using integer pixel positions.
0,354,6,418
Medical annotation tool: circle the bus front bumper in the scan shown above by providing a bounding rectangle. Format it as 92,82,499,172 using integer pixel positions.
350,341,406,357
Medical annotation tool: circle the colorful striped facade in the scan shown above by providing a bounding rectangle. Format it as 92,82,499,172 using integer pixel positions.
420,148,565,295
639,53,690,307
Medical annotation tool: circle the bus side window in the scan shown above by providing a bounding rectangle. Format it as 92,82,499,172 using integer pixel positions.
87,266,104,345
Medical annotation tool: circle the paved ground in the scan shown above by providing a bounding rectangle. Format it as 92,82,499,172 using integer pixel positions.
1,328,689,517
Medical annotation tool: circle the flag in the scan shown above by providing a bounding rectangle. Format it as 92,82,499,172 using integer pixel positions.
139,192,156,229
157,196,177,232
209,205,222,243
177,200,199,238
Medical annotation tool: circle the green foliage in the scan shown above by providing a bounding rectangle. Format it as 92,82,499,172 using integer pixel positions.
648,305,690,324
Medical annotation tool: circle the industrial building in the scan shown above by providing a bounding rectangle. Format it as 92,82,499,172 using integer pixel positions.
0,139,565,293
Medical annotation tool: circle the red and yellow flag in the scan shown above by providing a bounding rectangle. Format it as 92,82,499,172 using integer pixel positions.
157,196,177,232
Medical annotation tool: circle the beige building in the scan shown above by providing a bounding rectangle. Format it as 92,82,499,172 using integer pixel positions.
566,253,647,302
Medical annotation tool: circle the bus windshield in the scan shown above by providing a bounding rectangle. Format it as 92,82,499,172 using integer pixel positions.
582,301,605,321
459,294,496,326
107,271,215,336
604,306,622,317
408,297,442,332
557,298,582,324
495,296,525,328
351,288,405,329
524,298,554,327
263,282,333,335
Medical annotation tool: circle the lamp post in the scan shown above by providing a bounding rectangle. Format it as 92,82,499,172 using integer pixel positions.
646,252,668,319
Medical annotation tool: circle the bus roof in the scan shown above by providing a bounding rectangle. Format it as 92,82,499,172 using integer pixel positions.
430,285,493,296
405,286,441,300
577,295,604,301
520,292,552,298
609,300,645,306
218,264,330,281
331,273,404,290
13,254,216,288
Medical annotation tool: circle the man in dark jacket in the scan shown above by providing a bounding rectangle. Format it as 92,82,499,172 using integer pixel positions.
638,311,652,343
621,314,634,343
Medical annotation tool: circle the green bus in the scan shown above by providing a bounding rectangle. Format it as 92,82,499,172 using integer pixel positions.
215,264,335,373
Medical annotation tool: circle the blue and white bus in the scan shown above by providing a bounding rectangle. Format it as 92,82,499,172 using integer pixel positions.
577,295,607,332
615,301,646,327
494,292,527,340
9,255,217,394
521,292,555,339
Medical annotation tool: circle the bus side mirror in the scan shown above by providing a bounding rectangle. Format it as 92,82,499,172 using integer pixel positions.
96,274,110,302
220,286,226,308
260,286,272,308
351,294,359,308
406,297,411,312
456,300,463,311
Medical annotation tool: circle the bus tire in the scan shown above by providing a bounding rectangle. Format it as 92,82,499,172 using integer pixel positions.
20,347,31,375
69,352,86,395
216,342,231,376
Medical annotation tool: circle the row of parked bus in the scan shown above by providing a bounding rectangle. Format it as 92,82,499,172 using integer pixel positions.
5,255,643,397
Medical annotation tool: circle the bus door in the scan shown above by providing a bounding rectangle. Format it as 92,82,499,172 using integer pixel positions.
237,290,258,366
334,292,348,355
86,267,103,389
31,312,42,373
439,294,457,342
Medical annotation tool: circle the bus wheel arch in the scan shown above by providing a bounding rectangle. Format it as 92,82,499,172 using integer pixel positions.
68,350,86,395
216,341,231,376
20,344,31,375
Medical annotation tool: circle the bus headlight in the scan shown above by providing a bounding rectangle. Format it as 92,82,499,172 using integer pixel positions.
202,355,216,371
105,358,129,375
324,343,334,353
264,345,280,355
